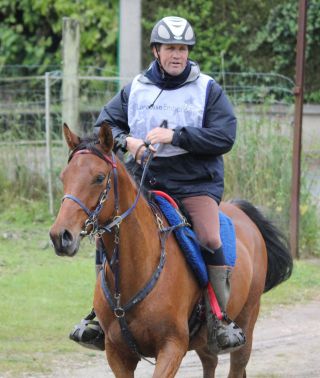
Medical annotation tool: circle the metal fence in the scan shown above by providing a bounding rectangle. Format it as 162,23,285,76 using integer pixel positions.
0,66,295,213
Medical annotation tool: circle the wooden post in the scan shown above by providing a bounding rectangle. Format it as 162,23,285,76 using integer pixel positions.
62,18,80,135
290,0,307,259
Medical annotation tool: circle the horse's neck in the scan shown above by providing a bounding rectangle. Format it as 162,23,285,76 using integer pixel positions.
103,163,162,300
117,163,161,253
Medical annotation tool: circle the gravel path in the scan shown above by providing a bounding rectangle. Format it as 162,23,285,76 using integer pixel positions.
42,299,320,377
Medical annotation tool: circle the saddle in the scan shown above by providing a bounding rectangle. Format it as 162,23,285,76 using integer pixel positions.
150,191,237,287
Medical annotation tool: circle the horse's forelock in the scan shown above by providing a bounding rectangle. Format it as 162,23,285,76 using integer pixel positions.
68,135,100,162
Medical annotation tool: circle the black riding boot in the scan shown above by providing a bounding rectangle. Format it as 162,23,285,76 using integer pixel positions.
69,308,105,351
205,265,246,354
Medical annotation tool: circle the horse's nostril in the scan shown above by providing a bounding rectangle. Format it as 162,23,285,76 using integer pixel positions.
61,229,73,248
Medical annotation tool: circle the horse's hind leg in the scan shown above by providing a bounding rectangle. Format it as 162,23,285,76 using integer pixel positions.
196,346,218,378
228,302,260,378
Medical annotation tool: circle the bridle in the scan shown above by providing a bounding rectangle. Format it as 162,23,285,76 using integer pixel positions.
62,148,116,239
63,146,157,240
62,145,155,236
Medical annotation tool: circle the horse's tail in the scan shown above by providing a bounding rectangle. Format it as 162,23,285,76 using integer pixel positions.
232,199,293,293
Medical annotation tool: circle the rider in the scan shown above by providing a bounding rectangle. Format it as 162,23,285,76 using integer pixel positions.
70,16,245,353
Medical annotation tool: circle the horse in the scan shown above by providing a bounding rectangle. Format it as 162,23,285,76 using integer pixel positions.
50,122,293,378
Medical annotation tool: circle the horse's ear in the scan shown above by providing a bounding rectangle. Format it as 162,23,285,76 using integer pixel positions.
98,122,114,153
63,123,80,150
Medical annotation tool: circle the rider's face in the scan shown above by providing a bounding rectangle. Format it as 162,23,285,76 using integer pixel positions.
153,44,189,76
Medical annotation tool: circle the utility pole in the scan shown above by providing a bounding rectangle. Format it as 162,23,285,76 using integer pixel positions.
62,18,80,135
290,0,307,259
119,0,141,87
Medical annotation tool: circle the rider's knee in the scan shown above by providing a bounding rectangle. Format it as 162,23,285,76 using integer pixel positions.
199,232,221,251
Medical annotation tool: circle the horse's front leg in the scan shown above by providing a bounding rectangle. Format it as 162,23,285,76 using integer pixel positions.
196,345,218,378
105,341,139,378
153,338,188,378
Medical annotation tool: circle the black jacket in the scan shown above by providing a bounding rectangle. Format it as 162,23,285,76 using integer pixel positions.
94,60,236,203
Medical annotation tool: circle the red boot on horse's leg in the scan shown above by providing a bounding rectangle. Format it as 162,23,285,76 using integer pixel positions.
205,265,246,354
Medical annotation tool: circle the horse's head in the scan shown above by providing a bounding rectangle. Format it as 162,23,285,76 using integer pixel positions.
50,122,115,257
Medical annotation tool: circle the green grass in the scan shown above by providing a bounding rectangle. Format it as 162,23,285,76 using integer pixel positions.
262,259,320,310
0,201,320,376
0,202,96,375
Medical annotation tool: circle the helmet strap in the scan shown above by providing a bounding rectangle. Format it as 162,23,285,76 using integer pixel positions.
154,45,165,79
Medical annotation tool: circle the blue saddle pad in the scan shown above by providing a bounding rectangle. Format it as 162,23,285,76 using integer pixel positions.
154,195,236,287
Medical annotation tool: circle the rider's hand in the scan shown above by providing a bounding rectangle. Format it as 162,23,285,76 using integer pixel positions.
146,127,174,146
126,137,155,164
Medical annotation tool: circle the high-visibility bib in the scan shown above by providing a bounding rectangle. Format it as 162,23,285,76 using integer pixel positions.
128,74,213,157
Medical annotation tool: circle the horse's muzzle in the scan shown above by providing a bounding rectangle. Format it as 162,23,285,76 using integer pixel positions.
49,227,80,257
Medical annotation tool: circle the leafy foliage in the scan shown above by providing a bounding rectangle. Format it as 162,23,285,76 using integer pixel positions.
142,1,230,72
1,0,319,100
248,0,320,102
141,0,320,102
0,0,118,75
141,0,286,72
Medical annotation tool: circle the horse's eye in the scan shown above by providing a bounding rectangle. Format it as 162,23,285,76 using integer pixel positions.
95,174,105,184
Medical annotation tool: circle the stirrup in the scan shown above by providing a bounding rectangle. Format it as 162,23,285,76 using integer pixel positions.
69,310,105,351
216,314,246,354
207,312,246,354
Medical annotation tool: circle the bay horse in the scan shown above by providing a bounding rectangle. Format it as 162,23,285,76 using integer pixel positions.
50,122,293,378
